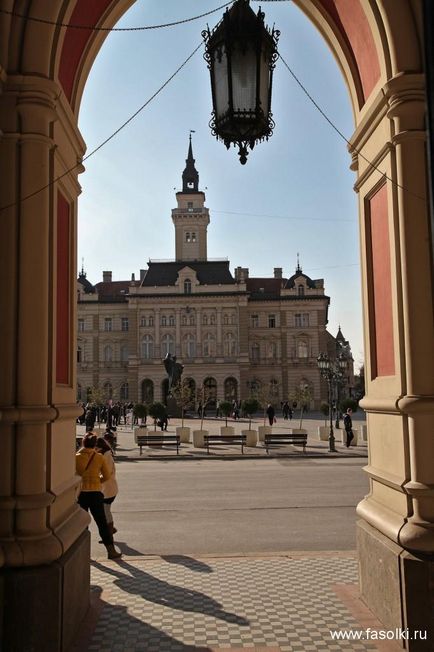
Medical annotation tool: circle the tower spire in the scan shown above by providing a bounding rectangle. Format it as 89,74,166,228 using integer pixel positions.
296,253,302,273
182,131,199,192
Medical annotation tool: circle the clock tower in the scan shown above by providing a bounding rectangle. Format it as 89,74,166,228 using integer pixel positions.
172,136,210,262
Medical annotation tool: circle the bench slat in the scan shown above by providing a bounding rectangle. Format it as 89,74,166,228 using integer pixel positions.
137,435,180,455
264,433,307,454
204,434,246,455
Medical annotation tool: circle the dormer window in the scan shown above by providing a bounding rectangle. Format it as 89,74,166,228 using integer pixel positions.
298,285,305,296
184,279,192,294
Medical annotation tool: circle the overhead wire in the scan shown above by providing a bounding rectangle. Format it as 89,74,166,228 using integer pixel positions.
0,1,234,31
0,40,204,213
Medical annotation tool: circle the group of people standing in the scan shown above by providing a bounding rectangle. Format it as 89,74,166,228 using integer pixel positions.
75,432,122,560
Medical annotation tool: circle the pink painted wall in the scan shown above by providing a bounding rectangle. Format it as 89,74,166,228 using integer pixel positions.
56,192,70,385
369,185,395,377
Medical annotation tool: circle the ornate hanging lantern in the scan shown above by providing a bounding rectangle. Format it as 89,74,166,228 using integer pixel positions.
202,0,280,164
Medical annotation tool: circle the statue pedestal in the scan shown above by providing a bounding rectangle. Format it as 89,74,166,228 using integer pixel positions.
167,397,181,418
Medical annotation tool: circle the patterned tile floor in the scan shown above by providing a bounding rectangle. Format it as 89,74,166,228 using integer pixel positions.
74,553,397,652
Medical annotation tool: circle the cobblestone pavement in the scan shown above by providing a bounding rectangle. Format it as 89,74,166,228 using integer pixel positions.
72,553,399,652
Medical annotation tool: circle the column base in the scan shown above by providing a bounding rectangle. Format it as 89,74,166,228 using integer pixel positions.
1,530,90,652
357,520,434,650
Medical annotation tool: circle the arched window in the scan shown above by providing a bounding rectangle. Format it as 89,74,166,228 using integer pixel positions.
189,315,195,326
203,333,215,357
141,379,154,404
185,232,191,242
298,284,305,296
103,382,113,399
210,313,216,325
120,382,129,401
224,332,236,357
267,341,277,358
148,316,154,326
231,314,236,324
169,315,175,326
191,232,197,242
270,378,279,399
184,279,192,294
297,340,309,358
184,333,196,358
251,342,260,361
204,377,217,407
182,315,187,326
103,345,113,362
161,333,175,357
202,314,208,325
141,335,154,359
120,345,128,362
161,315,167,326
224,377,238,401
223,314,229,325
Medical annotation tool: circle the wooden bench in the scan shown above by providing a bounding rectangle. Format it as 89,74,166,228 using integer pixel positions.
264,432,307,454
204,434,246,455
136,433,180,455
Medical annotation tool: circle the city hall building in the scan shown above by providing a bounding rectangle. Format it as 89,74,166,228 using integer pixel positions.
77,140,354,407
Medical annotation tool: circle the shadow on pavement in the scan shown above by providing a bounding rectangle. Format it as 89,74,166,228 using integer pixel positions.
161,555,213,573
91,559,249,626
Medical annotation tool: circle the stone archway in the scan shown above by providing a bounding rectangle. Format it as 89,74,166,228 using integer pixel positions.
0,2,433,650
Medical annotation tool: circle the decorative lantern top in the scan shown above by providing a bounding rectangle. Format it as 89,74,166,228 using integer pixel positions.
202,0,280,164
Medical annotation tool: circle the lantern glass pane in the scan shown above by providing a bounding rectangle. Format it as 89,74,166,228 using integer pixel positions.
231,47,257,112
259,53,270,114
213,47,229,119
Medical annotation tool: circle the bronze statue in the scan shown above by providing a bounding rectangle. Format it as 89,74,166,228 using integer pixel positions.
163,353,184,394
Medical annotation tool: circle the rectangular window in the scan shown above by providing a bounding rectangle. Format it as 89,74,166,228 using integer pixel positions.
78,318,85,332
121,317,129,332
104,318,112,332
140,317,146,327
251,314,259,328
268,314,276,328
303,313,310,327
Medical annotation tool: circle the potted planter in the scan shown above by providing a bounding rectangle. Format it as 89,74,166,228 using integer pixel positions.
193,430,208,448
242,429,258,447
176,426,191,443
258,425,271,442
134,425,148,444
317,426,329,441
289,427,308,436
220,425,235,435
340,428,358,446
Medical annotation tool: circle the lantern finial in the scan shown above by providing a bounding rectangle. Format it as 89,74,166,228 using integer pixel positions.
202,0,280,164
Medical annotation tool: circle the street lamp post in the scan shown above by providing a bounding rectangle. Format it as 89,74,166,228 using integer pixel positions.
317,353,348,453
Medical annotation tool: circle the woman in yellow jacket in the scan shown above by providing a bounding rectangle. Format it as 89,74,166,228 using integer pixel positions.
76,433,121,559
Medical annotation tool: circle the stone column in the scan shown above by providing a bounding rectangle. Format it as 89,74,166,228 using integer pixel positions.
216,308,223,357
175,308,181,357
196,307,202,357
350,73,434,645
0,76,90,651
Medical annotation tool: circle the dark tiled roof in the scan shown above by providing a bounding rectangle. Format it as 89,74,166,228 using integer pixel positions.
285,271,317,289
77,273,95,294
94,281,130,302
140,261,235,286
246,278,284,294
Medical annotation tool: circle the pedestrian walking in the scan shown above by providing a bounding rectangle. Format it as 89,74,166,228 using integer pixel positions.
343,408,354,447
76,433,122,559
266,403,275,426
96,437,119,539
282,401,290,420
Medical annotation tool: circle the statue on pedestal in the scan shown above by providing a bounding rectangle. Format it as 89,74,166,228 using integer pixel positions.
163,353,184,394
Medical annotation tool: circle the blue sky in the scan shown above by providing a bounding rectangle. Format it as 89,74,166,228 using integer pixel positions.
78,0,363,367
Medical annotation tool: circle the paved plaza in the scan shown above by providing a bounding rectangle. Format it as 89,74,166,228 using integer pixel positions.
71,414,401,652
